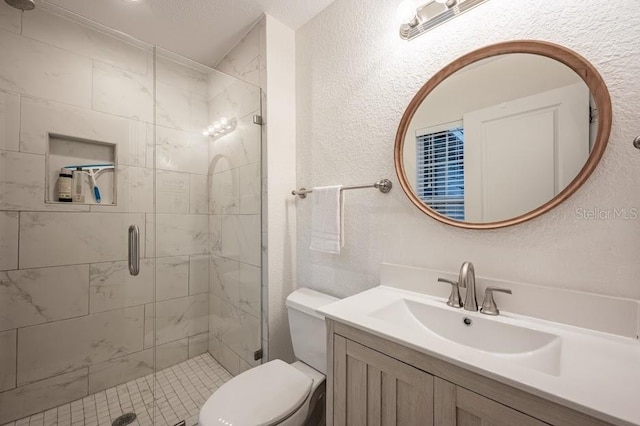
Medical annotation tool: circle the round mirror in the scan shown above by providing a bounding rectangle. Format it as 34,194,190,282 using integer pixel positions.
394,41,612,229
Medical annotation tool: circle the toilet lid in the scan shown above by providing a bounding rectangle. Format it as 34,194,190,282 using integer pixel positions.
200,359,313,426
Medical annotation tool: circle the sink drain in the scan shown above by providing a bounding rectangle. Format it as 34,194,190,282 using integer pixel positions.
112,413,137,426
463,317,472,326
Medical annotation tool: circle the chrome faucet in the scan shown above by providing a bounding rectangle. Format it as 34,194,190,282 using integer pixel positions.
438,262,512,315
480,287,513,315
437,278,463,308
459,261,478,311
438,261,478,311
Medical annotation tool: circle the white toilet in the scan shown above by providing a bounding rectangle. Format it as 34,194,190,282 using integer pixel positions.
199,288,338,426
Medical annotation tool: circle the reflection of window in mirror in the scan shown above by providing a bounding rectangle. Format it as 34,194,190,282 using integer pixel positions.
416,122,464,220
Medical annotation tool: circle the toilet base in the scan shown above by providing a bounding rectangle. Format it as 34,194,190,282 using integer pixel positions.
303,381,326,426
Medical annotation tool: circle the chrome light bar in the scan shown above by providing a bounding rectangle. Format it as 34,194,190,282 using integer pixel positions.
399,0,490,40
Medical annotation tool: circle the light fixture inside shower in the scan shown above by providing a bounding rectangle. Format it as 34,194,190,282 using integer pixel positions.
4,0,35,11
398,0,489,40
202,117,237,139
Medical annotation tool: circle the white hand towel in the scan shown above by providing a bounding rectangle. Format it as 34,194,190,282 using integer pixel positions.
310,185,344,254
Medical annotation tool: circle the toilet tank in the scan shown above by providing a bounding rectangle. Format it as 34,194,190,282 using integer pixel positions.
286,288,339,374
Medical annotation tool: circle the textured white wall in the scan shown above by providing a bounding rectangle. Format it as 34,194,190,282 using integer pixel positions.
296,0,640,302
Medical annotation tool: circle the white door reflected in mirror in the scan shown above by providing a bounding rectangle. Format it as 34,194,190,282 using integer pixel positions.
463,80,589,222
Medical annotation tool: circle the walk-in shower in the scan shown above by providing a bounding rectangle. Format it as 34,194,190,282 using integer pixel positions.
0,2,263,426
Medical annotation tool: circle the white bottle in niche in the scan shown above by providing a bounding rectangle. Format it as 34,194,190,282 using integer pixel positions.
72,167,85,203
57,168,73,202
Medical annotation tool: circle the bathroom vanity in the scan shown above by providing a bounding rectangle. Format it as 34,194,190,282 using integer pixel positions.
320,286,640,426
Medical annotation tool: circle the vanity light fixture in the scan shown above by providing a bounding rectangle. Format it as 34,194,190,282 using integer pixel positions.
398,0,489,40
202,117,237,139
395,0,421,27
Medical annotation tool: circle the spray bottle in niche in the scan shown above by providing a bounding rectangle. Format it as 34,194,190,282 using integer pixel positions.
72,167,85,203
56,168,73,202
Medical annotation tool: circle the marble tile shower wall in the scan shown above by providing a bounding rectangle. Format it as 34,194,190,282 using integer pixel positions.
207,37,264,376
0,5,208,423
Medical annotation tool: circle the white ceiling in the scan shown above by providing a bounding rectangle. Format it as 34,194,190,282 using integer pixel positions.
43,0,335,66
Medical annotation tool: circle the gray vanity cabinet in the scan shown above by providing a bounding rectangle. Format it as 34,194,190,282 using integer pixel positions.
333,335,434,425
327,320,611,426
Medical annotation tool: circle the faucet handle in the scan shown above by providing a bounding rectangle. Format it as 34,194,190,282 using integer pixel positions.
480,287,512,316
437,278,463,308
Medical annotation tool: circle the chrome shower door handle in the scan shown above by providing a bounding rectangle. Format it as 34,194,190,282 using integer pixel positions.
128,225,140,276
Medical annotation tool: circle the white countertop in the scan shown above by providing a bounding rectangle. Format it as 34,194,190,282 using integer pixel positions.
318,286,640,426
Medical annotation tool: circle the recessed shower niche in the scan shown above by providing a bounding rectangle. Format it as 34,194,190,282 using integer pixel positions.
46,134,117,205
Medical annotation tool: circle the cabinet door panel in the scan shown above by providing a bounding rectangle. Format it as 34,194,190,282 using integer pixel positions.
333,336,434,426
435,376,457,425
334,335,348,426
367,366,382,425
346,355,367,424
435,378,548,426
456,409,483,426
381,371,398,426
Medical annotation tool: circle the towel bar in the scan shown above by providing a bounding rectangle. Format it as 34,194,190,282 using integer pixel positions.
291,179,392,199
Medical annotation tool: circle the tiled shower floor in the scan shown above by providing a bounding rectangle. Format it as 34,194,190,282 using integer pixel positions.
3,354,232,426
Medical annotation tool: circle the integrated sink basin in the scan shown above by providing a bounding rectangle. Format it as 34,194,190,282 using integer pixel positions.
369,298,562,375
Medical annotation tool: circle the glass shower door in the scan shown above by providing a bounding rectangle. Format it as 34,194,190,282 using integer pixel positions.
0,3,157,426
151,47,263,426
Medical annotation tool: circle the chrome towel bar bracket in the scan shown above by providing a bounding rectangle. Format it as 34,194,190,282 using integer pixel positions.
292,179,392,199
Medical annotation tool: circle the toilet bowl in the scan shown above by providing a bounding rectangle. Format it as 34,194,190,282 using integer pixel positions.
199,288,338,426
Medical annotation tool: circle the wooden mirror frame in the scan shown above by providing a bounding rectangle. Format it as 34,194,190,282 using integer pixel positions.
394,40,612,229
